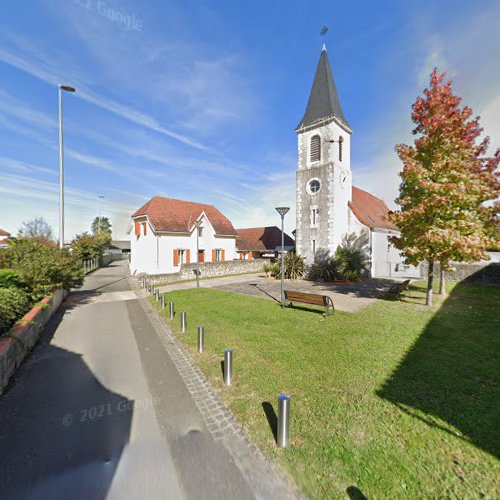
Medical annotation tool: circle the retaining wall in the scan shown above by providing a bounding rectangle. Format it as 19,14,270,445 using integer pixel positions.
0,289,65,395
422,261,500,285
142,259,269,284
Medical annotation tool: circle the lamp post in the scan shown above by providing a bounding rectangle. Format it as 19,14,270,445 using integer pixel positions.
58,84,76,249
193,220,202,288
275,207,290,308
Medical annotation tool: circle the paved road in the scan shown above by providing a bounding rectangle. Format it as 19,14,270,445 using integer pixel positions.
0,261,268,500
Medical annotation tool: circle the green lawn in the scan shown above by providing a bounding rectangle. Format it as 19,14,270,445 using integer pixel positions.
150,282,500,499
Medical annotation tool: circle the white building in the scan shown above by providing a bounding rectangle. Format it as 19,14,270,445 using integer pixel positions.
129,196,238,275
295,45,420,278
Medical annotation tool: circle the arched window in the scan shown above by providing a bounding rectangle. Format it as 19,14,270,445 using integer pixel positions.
339,136,344,162
310,135,321,162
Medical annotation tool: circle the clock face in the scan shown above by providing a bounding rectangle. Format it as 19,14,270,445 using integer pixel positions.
340,171,347,188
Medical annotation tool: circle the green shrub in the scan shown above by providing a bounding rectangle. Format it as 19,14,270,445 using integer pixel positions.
1,238,84,301
0,287,30,334
71,232,111,260
271,252,306,280
0,269,19,288
334,245,369,282
262,263,273,277
307,258,337,282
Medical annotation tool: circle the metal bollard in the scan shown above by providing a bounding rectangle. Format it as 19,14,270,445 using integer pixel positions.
197,326,204,353
224,349,233,385
155,288,159,301
161,293,166,310
277,394,291,448
181,311,187,332
169,302,175,319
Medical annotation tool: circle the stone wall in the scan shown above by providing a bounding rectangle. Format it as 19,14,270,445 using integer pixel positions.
141,259,269,285
422,261,500,285
0,289,66,395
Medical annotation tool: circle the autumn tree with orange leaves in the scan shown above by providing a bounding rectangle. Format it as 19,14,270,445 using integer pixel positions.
391,69,499,306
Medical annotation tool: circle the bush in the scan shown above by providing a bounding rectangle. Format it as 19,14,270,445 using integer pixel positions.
0,269,19,288
71,232,111,260
333,245,369,282
262,263,273,277
1,238,84,301
307,258,337,282
0,287,30,334
271,252,306,280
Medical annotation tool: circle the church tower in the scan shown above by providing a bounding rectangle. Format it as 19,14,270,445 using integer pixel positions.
295,45,353,264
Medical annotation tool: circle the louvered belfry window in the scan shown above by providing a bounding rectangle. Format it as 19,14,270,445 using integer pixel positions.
310,135,321,162
339,136,344,162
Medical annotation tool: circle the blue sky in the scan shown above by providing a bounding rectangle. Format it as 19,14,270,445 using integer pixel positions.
1,0,499,240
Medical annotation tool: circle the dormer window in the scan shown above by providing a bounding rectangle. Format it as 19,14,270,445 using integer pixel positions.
339,136,344,162
310,135,321,162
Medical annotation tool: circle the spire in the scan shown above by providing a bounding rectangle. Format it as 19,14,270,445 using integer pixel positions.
296,48,350,131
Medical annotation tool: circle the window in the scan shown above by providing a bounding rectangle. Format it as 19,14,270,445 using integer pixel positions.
178,249,185,265
311,239,316,255
198,227,203,237
310,135,321,162
213,249,225,262
339,136,344,162
307,178,321,196
311,207,319,227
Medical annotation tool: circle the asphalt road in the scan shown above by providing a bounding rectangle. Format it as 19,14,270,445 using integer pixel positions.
0,261,258,500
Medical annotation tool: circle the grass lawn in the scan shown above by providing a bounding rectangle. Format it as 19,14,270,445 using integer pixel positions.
150,281,499,499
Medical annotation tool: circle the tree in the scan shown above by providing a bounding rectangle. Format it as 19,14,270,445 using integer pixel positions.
18,217,54,241
391,69,499,306
91,216,112,235
71,232,111,261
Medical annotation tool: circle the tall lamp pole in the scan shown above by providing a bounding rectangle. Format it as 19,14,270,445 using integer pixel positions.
275,207,290,308
193,220,202,288
58,84,76,249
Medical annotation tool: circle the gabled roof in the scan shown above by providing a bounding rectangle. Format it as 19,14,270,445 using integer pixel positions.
0,228,11,237
296,46,350,131
349,186,398,231
236,226,295,252
131,196,238,236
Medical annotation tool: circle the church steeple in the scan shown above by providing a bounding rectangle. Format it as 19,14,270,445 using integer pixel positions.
296,46,350,131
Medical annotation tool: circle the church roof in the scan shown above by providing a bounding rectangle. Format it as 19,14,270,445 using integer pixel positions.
296,46,350,131
349,186,398,231
236,226,295,252
131,196,238,236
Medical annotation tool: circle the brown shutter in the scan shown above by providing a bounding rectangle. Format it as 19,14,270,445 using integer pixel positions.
248,251,253,260
221,249,225,262
239,252,242,260
134,222,140,236
186,249,190,264
173,249,179,266
143,222,147,235
212,249,216,262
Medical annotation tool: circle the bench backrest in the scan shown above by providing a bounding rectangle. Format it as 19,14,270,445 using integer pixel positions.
285,290,328,306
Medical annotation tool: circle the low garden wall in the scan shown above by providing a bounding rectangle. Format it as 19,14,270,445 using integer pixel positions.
422,261,500,285
143,259,269,285
0,289,66,395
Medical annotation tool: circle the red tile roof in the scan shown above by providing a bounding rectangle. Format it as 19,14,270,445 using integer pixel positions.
236,226,295,252
132,196,238,236
0,228,11,237
349,186,398,231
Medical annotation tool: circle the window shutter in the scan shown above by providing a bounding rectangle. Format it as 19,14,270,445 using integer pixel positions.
212,249,216,262
248,251,253,260
134,222,140,236
221,249,225,262
339,136,343,162
173,249,179,267
239,252,243,260
310,135,321,162
186,249,191,264
142,222,147,235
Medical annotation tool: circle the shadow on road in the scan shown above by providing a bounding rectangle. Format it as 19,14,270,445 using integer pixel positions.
0,298,133,499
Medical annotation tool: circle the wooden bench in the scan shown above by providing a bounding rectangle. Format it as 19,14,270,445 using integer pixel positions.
387,279,411,299
284,290,335,316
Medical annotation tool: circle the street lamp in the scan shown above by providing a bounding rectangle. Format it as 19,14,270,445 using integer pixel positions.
193,220,202,288
58,84,76,249
275,207,290,308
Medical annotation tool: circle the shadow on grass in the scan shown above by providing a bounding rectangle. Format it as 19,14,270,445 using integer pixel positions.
377,277,500,459
262,402,278,443
346,486,368,500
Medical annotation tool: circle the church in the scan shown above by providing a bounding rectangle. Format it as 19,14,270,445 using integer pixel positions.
295,46,420,279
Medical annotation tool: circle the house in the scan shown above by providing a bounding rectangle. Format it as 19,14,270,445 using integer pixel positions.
129,196,238,275
0,228,12,249
295,45,421,278
107,240,131,255
236,226,295,259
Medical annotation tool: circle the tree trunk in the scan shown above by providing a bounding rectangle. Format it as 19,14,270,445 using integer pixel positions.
438,266,446,296
426,260,434,307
